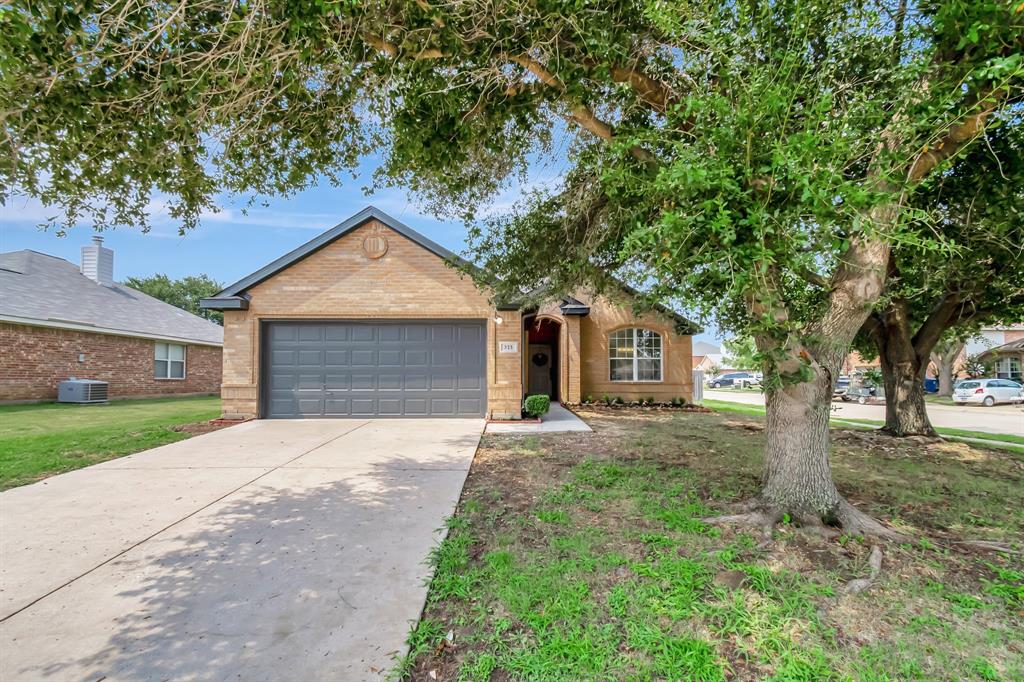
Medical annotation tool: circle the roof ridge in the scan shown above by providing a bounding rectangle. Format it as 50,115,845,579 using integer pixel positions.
203,206,469,309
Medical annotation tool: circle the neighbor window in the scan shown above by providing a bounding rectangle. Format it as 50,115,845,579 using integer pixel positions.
155,343,186,379
609,328,663,382
996,356,1022,380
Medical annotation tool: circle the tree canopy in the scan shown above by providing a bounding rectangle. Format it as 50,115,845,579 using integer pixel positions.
124,273,224,325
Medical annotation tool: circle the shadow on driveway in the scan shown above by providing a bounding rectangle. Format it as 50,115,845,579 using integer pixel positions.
3,449,474,682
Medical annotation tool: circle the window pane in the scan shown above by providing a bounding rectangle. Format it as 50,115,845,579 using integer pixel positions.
636,330,662,359
638,359,662,381
155,343,168,361
155,359,168,378
610,359,634,381
168,344,185,361
609,330,635,359
169,360,185,379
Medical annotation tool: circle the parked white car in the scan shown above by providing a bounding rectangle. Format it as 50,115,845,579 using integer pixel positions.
952,378,1024,407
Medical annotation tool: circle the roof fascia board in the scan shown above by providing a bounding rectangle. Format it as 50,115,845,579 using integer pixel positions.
199,296,250,311
0,315,223,347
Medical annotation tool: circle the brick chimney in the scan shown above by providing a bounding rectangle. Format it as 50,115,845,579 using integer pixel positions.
81,235,114,286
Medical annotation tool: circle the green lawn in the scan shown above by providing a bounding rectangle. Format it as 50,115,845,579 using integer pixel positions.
0,396,221,490
402,407,1024,681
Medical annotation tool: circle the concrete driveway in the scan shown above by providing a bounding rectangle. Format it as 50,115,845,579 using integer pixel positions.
0,418,483,681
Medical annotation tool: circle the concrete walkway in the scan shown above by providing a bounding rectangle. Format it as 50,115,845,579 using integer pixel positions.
0,418,483,681
486,403,592,434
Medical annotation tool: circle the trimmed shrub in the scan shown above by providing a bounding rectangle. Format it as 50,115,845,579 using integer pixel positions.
523,394,551,417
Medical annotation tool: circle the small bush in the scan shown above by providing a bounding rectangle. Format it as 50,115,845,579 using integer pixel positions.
584,394,594,404
671,396,684,407
602,393,613,405
523,394,551,417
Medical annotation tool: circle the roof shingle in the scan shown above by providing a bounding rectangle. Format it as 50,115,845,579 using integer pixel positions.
0,250,223,346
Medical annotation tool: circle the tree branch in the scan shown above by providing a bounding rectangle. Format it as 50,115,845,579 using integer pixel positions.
797,265,831,289
910,293,962,360
908,91,1003,181
608,65,675,113
510,55,660,169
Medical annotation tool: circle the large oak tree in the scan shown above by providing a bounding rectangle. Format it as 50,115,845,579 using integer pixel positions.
3,0,1021,537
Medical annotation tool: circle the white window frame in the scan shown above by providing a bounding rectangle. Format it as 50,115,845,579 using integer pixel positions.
154,342,187,380
996,356,1021,380
608,328,664,383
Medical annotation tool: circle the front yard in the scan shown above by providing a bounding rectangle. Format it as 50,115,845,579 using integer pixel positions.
404,407,1024,681
0,396,222,490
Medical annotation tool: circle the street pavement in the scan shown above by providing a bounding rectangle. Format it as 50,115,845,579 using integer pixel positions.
703,389,1024,437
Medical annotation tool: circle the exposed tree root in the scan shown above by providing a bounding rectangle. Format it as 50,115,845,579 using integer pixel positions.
702,508,780,546
835,500,909,541
877,426,940,440
954,540,1023,555
842,545,883,595
702,498,908,542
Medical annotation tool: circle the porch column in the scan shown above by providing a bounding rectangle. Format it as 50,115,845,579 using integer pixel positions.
563,316,582,404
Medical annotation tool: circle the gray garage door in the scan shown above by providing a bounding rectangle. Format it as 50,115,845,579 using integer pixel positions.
263,321,487,418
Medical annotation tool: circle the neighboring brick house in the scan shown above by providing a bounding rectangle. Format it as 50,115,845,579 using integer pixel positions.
0,239,223,402
979,339,1023,381
201,207,698,420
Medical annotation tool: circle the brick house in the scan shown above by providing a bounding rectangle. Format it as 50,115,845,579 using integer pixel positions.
979,339,1023,381
201,207,698,420
0,239,223,402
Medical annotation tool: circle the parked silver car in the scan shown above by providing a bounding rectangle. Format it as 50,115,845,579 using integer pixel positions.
952,378,1024,407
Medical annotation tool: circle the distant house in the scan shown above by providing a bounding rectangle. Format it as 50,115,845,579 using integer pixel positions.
693,341,724,371
979,339,1023,381
840,350,880,376
692,355,717,372
0,238,223,402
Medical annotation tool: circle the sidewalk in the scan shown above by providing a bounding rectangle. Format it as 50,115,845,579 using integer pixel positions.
486,403,592,434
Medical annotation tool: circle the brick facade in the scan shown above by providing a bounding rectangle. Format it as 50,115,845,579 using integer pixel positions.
216,217,694,419
532,293,695,404
0,322,222,402
219,220,524,419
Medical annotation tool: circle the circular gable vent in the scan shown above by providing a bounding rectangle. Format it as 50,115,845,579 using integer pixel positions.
362,234,389,259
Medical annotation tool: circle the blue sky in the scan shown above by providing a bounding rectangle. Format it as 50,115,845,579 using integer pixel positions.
1,159,722,346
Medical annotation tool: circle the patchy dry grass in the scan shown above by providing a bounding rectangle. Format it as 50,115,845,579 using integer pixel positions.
400,407,1024,681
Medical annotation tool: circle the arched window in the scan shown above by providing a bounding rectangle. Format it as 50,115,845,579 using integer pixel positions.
609,328,663,382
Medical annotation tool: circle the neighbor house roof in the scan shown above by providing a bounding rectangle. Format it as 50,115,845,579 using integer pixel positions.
979,338,1024,359
692,355,706,368
693,341,722,355
0,250,224,346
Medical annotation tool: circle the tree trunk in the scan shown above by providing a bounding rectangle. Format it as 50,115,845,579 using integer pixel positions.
937,361,955,397
931,342,964,397
868,301,939,437
880,349,934,436
761,371,842,519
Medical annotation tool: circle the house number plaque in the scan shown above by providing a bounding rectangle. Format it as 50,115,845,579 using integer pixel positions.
499,341,519,353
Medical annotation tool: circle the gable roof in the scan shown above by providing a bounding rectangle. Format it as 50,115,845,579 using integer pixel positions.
0,250,224,346
199,206,701,335
693,341,722,355
979,338,1024,358
202,206,469,310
